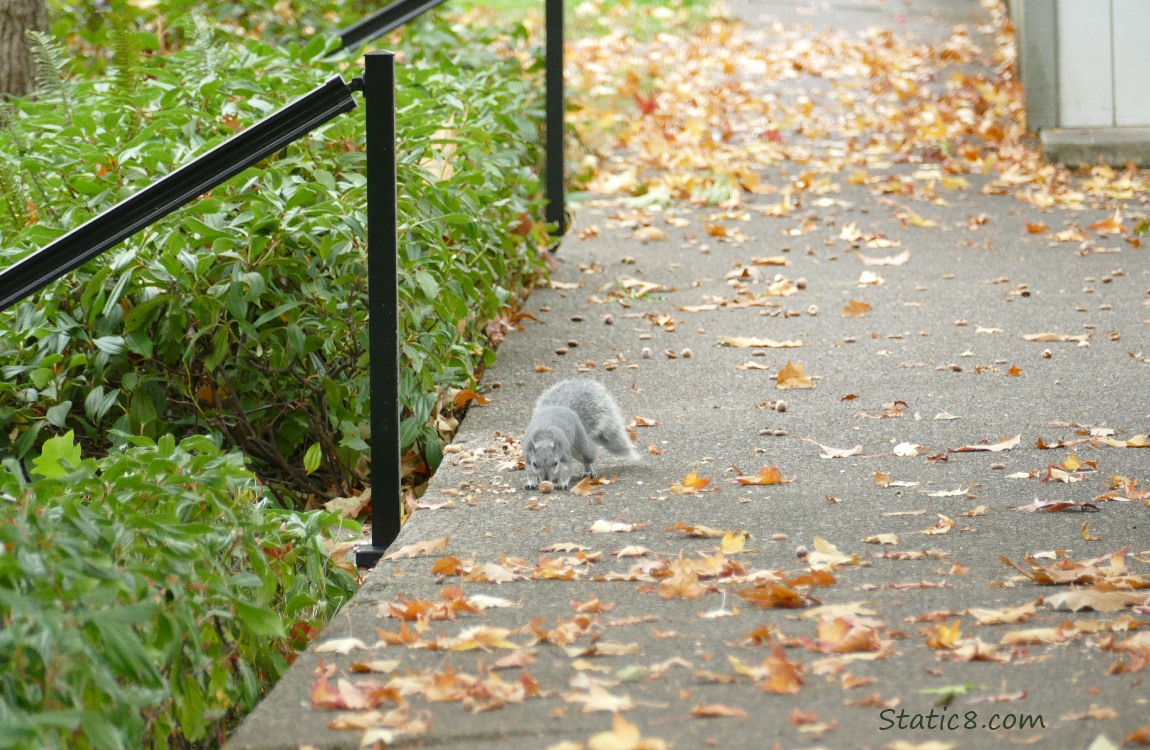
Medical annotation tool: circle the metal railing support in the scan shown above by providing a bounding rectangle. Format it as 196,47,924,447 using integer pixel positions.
338,0,451,51
0,77,359,312
545,0,565,237
354,51,402,568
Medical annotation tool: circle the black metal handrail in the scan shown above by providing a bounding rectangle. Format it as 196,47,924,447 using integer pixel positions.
0,77,358,312
337,0,452,51
0,1,565,569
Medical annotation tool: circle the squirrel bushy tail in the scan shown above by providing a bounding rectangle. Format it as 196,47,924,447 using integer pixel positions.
524,379,639,490
535,379,639,460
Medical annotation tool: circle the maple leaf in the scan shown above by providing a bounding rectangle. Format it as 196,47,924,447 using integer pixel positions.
315,637,369,655
720,531,748,554
666,522,729,538
323,488,373,519
463,562,519,584
659,561,708,600
691,703,748,719
777,359,814,389
587,714,668,750
923,620,963,649
1012,498,1099,513
760,640,805,694
815,616,884,653
892,442,925,457
590,519,639,533
736,581,810,609
451,388,492,409
1097,434,1150,448
565,684,635,713
733,465,790,485
1043,590,1146,613
670,471,712,494
807,536,861,569
717,335,803,348
857,249,911,266
450,625,522,651
1022,331,1089,343
966,601,1037,625
382,536,449,560
802,439,864,458
949,434,1020,453
349,659,400,674
841,299,873,318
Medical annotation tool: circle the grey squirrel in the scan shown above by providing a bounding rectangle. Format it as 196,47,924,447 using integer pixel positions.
524,379,640,490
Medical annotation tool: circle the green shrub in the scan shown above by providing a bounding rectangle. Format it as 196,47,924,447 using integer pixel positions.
0,15,549,503
0,431,358,749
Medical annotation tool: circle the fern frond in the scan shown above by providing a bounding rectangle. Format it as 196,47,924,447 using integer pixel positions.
181,16,221,86
24,30,74,124
110,14,142,97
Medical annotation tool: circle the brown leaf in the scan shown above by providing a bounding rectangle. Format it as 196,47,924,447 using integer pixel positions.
760,640,805,694
691,703,748,719
777,360,814,389
383,536,449,560
949,434,1021,453
718,335,803,348
857,249,911,266
841,299,873,318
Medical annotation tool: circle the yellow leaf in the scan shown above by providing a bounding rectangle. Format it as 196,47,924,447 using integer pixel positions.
777,360,814,389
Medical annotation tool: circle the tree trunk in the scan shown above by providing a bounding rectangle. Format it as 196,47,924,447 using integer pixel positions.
0,0,50,98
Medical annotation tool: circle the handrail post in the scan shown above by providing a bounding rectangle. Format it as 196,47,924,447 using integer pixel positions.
355,51,402,568
545,0,565,237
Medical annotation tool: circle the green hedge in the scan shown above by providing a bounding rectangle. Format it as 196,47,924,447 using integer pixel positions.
0,431,359,749
0,12,549,503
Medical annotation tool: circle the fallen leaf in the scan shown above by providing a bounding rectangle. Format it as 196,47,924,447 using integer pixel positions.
566,684,635,713
691,703,748,719
315,637,369,655
1044,590,1146,613
777,360,814,389
633,226,668,242
857,249,911,266
733,465,791,485
666,522,729,538
670,471,712,494
1022,332,1089,343
842,299,873,318
807,536,861,569
718,335,803,348
949,434,1021,453
590,520,637,533
382,536,449,560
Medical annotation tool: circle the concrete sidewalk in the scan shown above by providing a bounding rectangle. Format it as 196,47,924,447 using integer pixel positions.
229,2,1150,748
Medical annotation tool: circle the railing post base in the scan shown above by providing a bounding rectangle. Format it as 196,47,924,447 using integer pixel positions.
358,49,402,568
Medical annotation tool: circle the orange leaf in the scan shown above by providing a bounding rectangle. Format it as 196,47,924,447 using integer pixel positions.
761,640,805,694
734,465,790,485
670,471,712,494
452,389,491,409
692,703,748,719
841,299,873,318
